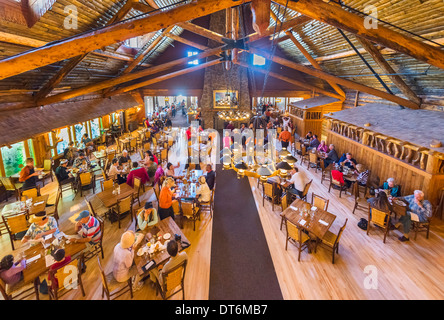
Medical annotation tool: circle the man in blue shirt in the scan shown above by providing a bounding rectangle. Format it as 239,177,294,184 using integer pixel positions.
394,190,432,242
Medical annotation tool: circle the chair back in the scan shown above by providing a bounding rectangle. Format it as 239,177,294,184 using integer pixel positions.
161,149,167,161
153,184,160,200
162,260,187,295
3,214,28,235
43,159,52,171
295,141,302,151
168,139,173,147
335,219,348,246
312,193,329,211
101,168,108,181
0,277,8,300
155,133,161,141
101,179,114,191
107,151,116,163
263,182,274,198
301,179,313,198
97,256,110,296
21,187,38,200
281,193,288,210
133,177,141,191
79,172,92,186
301,146,307,156
181,201,195,217
98,146,106,153
309,152,317,163
117,195,132,214
152,138,157,146
145,131,151,140
54,260,79,290
130,139,137,148
0,177,15,190
286,220,303,242
143,143,150,151
370,206,390,228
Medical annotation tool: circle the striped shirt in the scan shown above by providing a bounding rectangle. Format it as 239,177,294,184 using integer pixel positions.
78,216,101,244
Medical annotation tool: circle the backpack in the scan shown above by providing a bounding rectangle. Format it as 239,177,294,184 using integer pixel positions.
357,218,368,230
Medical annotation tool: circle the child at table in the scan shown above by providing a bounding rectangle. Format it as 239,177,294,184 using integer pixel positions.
0,254,26,286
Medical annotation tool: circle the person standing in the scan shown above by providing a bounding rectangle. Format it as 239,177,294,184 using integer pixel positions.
279,127,292,149
158,177,177,220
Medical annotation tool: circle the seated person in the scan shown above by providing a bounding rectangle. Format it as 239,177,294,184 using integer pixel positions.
286,166,309,199
48,249,72,291
146,156,158,181
204,164,216,191
154,165,165,186
73,152,91,169
317,140,329,153
331,169,348,188
323,144,339,167
196,176,212,204
0,255,26,286
378,178,401,197
307,134,321,151
340,153,357,169
355,164,370,187
136,202,159,232
81,133,94,156
19,158,40,191
71,210,102,248
149,239,188,287
119,150,131,168
165,162,181,179
126,161,150,188
22,211,59,244
368,190,392,213
305,131,313,141
55,159,75,184
393,190,432,242
63,142,78,165
145,150,158,165
108,158,127,185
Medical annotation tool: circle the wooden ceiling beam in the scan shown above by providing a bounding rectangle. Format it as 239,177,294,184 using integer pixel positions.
235,60,344,100
356,37,421,107
251,0,271,35
176,21,226,43
274,0,444,70
165,33,209,51
248,47,419,109
107,58,222,96
0,0,242,80
33,0,136,101
37,47,224,106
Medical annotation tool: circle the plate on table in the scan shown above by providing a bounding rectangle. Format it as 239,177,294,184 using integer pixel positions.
137,247,146,256
163,233,171,240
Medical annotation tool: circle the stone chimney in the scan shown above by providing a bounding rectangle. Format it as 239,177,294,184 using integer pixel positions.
199,10,251,129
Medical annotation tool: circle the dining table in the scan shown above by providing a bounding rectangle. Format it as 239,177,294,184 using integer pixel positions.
2,194,50,218
96,183,135,208
281,198,337,241
19,234,86,284
133,217,190,276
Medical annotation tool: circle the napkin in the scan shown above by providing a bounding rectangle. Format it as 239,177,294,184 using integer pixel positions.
44,234,53,241
299,219,306,226
26,254,41,264
311,206,317,211
318,219,329,226
290,206,299,211
34,201,45,206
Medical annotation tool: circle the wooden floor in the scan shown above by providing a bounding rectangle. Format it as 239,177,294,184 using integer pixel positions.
2,145,444,300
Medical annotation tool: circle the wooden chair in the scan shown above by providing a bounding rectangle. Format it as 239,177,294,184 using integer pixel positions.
199,185,215,218
46,189,62,221
133,177,142,205
0,276,39,301
41,159,53,184
54,170,75,199
160,149,168,164
357,170,372,199
285,220,310,262
367,205,391,243
299,146,309,165
262,181,277,211
411,217,431,240
152,137,157,146
319,161,332,185
318,218,348,264
106,151,116,165
181,201,201,231
129,138,137,153
78,172,95,197
153,183,160,202
0,177,23,201
111,195,133,228
85,194,109,220
300,179,313,202
279,193,289,230
143,142,151,152
48,259,85,300
294,141,302,156
307,152,319,173
83,216,105,262
328,170,347,198
2,213,28,250
352,182,367,214
311,193,329,211
100,179,114,192
144,131,151,141
20,186,40,201
154,259,187,300
97,256,132,300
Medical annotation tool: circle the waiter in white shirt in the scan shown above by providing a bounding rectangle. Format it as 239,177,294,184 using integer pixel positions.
287,165,309,199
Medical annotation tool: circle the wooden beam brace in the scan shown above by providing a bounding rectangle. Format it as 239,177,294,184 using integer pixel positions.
176,21,226,43
248,47,419,109
251,0,271,35
274,0,444,70
108,59,222,96
0,0,241,80
165,33,209,51
356,37,421,107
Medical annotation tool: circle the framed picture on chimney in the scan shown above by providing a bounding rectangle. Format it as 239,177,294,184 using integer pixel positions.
213,90,238,108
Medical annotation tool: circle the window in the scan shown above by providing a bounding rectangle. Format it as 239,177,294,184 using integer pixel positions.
1,142,26,177
187,51,199,65
27,139,34,159
90,119,100,139
75,123,86,143
253,54,266,66
56,128,70,155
